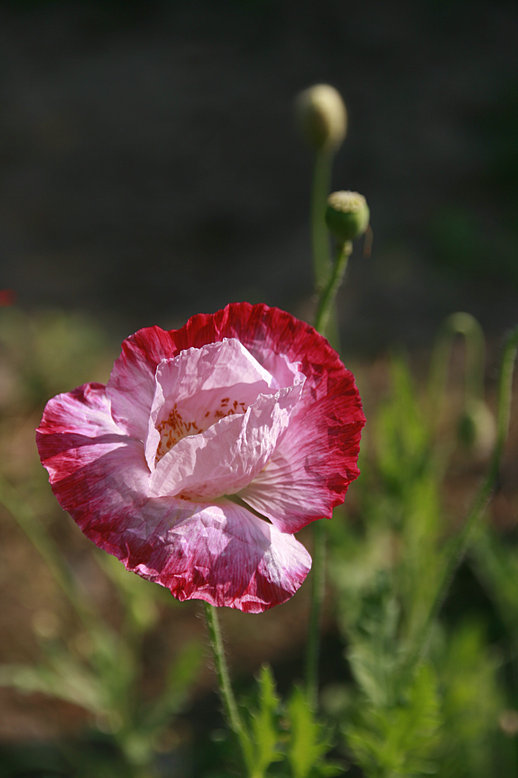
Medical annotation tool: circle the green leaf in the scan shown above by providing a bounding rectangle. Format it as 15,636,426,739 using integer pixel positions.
287,687,340,778
346,663,441,778
245,665,283,777
347,570,402,709
375,355,432,498
434,620,503,777
0,661,104,715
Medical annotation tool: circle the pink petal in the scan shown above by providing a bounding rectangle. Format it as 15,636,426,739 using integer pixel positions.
37,383,131,483
106,303,349,444
171,303,347,402
37,382,119,439
36,378,311,612
39,412,311,611
36,382,149,506
150,381,304,499
106,326,180,440
144,338,279,470
121,500,312,612
239,374,365,533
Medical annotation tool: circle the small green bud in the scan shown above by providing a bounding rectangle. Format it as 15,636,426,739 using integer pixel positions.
325,191,370,242
295,84,347,152
457,399,496,458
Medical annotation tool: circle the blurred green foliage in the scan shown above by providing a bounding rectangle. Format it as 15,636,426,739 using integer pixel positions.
1,307,517,776
325,334,518,776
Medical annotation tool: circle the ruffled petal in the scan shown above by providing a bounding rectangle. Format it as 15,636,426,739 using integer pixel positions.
171,303,346,402
240,373,365,533
36,382,149,510
107,499,312,613
38,422,311,611
37,382,119,439
106,326,180,440
37,383,133,481
144,339,277,470
36,381,311,612
107,304,348,445
150,380,304,499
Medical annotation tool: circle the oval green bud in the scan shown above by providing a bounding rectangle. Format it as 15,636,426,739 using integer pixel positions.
295,84,347,152
325,191,370,242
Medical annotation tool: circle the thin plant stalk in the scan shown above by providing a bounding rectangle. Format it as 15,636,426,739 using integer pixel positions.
427,312,486,421
314,241,352,335
204,603,251,773
408,325,518,671
311,148,342,349
306,239,353,708
304,146,332,709
311,148,333,291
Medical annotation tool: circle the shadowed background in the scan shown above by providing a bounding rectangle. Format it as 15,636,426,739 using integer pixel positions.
1,0,517,352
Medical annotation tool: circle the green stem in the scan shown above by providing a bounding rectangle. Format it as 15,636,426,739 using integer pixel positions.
314,241,352,336
305,239,353,706
204,603,251,772
408,325,518,669
427,312,486,420
311,148,342,348
311,149,333,291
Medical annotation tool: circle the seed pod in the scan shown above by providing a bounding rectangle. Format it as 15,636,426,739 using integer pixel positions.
325,191,370,242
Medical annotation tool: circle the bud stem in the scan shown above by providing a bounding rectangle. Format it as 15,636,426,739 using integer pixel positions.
306,239,352,709
204,603,252,773
427,312,486,422
311,149,333,291
314,240,352,336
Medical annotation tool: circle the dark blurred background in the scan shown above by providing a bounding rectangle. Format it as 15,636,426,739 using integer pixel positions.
1,0,517,353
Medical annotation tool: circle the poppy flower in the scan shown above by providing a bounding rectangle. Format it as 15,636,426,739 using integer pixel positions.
36,303,365,612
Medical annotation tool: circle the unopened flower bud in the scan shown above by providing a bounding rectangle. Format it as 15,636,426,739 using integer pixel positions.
325,191,370,243
295,84,347,152
457,399,496,458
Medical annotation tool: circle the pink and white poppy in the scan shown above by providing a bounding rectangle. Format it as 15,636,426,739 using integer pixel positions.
36,303,365,613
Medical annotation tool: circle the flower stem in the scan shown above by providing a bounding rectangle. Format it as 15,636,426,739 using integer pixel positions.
408,325,518,670
305,239,353,707
311,149,333,291
314,241,352,335
310,148,343,348
204,603,251,771
427,312,486,420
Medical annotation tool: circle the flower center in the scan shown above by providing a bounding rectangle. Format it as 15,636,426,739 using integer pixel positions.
155,396,248,463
